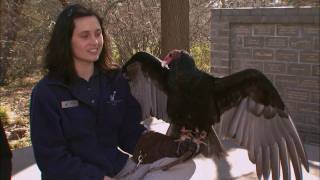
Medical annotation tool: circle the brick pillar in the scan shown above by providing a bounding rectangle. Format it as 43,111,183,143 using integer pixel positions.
211,7,320,144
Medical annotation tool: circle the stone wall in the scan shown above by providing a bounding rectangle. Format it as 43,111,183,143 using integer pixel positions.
211,7,320,144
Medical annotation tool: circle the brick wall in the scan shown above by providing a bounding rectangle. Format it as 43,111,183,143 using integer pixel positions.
211,7,320,144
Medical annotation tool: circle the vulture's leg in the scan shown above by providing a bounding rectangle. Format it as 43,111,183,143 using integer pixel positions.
174,127,208,157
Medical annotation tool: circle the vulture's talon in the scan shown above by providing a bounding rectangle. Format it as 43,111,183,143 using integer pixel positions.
175,128,209,157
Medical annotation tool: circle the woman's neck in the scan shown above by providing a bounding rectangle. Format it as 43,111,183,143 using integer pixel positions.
74,61,94,81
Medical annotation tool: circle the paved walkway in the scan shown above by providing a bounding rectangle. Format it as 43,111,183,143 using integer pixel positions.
12,119,320,180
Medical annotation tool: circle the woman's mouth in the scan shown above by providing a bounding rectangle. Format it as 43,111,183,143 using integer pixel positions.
88,48,99,55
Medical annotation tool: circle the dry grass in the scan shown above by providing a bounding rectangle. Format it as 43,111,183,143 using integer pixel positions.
0,74,41,150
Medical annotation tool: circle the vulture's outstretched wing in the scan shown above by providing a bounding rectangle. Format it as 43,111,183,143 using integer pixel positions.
123,52,169,122
214,69,309,180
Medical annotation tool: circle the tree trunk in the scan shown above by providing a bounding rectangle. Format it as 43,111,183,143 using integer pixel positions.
0,0,26,85
160,0,189,58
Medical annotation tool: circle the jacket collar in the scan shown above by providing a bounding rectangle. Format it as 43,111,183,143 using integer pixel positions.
44,69,121,105
45,68,109,87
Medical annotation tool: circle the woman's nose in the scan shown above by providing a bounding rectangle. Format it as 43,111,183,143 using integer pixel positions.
89,36,99,44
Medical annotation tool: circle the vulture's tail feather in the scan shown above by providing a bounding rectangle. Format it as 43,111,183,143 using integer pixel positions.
203,126,226,158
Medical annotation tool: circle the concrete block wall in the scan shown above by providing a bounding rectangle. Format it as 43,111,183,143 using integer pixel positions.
211,7,320,144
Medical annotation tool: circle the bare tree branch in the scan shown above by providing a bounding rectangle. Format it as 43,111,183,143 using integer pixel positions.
58,0,69,7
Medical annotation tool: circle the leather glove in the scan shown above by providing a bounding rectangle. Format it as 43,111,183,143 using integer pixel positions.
132,131,178,164
132,131,202,164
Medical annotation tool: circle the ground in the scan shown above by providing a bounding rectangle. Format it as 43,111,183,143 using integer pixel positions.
0,75,41,149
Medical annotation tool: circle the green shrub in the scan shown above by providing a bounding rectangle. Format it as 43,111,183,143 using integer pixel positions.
10,137,32,149
0,106,9,125
190,42,211,73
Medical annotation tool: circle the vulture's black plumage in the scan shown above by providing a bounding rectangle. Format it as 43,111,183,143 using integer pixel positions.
122,50,309,180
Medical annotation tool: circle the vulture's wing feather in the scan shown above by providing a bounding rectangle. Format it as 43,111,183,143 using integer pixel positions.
123,52,169,122
213,69,309,180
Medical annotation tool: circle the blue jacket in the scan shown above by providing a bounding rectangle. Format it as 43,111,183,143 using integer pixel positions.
30,69,145,180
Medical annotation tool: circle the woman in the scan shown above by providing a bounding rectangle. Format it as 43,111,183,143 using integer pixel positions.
30,4,195,180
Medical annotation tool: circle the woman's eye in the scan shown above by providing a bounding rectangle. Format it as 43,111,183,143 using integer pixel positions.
80,34,89,39
95,31,101,37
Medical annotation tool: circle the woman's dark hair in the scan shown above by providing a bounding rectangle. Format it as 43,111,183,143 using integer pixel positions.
44,4,117,83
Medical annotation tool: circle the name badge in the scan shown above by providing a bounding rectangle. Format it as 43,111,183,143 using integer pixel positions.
61,100,79,108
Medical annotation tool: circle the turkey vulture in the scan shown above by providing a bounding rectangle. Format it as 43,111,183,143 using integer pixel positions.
122,50,309,180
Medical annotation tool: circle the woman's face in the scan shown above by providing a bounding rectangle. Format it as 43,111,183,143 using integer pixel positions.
71,16,103,65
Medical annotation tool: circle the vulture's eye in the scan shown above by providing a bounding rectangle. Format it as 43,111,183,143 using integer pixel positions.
169,54,172,57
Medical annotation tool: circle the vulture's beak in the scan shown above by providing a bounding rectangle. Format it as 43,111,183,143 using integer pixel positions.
161,60,170,69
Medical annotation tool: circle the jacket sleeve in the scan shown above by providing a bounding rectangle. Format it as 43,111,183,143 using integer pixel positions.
118,77,146,154
30,83,105,180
